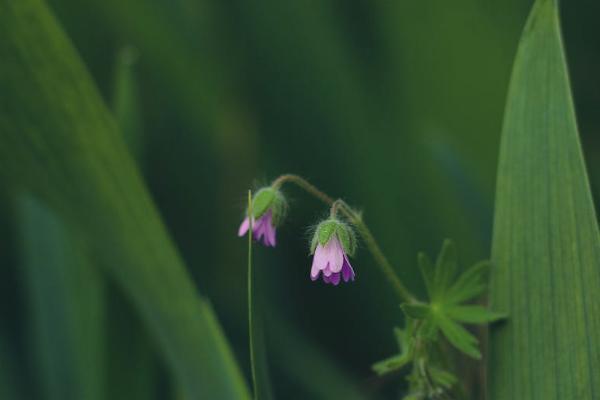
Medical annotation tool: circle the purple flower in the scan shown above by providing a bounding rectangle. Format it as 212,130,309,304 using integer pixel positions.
310,235,355,285
238,209,277,247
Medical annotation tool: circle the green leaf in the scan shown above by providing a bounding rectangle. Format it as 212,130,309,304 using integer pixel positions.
401,303,431,320
372,354,411,376
446,260,490,304
417,252,435,298
372,328,412,375
490,0,600,398
432,239,458,299
107,47,158,400
17,196,105,400
111,47,143,161
0,1,250,399
436,314,480,360
445,305,505,324
428,366,457,389
247,191,274,400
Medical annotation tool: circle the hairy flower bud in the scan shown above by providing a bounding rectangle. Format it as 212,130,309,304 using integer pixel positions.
238,187,287,247
310,218,356,285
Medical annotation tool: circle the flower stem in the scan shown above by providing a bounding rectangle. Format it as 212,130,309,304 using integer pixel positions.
271,174,417,303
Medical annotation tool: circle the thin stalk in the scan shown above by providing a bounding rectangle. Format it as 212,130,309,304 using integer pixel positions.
247,190,258,398
271,175,417,303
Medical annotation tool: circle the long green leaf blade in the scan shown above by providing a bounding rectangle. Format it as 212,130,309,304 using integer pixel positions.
0,1,250,398
490,0,600,398
17,196,105,400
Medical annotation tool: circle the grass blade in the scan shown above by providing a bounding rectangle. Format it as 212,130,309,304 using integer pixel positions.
0,1,249,398
17,196,105,400
104,46,159,400
490,0,600,398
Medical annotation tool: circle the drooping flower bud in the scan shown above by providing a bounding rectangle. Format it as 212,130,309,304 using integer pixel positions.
310,218,356,285
238,187,287,247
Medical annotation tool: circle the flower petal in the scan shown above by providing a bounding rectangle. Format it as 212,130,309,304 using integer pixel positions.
329,272,341,286
238,217,250,236
328,237,344,273
342,254,355,282
311,245,326,278
266,222,276,247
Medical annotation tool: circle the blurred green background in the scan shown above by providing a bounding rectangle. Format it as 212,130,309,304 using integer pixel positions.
1,0,599,398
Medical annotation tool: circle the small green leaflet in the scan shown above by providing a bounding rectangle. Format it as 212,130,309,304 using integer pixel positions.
372,328,412,375
408,239,505,359
374,239,505,375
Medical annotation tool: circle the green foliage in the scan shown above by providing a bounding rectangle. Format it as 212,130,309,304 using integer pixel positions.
489,0,600,398
374,240,503,399
17,196,105,400
372,328,412,375
0,1,249,399
410,240,503,359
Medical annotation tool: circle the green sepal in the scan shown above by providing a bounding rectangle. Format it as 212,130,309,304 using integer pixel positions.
317,220,338,246
335,222,356,256
251,188,275,219
311,218,357,255
249,187,287,226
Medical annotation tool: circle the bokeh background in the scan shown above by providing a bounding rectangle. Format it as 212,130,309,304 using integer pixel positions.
1,0,599,398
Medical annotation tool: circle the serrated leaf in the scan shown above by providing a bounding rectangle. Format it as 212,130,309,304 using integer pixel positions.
490,0,600,398
445,305,505,324
436,314,480,359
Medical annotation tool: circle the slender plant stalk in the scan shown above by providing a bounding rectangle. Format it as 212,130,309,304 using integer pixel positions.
247,190,258,398
272,174,417,303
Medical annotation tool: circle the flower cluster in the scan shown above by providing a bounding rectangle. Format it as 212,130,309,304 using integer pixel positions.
238,186,357,285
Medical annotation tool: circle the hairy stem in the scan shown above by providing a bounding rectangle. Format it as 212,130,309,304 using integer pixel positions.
271,174,417,303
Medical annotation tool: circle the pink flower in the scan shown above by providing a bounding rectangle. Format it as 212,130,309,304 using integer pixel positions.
310,235,355,285
238,209,277,247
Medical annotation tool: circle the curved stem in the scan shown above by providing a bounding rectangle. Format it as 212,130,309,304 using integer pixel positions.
329,199,344,218
271,174,417,303
271,174,335,204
